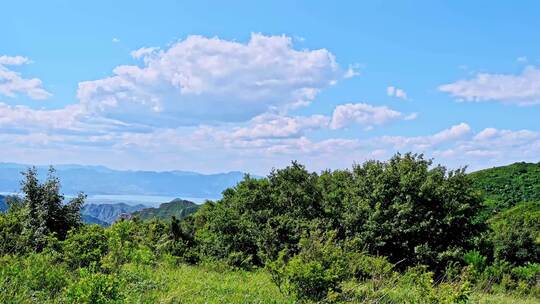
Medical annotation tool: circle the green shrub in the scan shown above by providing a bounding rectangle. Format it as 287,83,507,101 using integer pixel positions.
337,266,470,304
63,225,108,269
63,268,123,304
101,220,142,270
463,250,487,272
268,231,395,302
0,253,71,302
489,201,540,265
268,232,348,301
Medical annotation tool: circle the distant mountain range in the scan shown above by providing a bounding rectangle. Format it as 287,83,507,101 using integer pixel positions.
80,199,200,225
0,162,247,198
81,203,147,225
132,199,200,221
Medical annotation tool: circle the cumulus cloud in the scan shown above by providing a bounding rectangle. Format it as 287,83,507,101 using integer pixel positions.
77,33,347,127
380,123,471,150
387,86,407,100
330,103,403,129
231,113,329,139
0,55,51,100
103,122,539,173
1,41,537,174
0,55,31,65
0,103,82,131
439,66,540,105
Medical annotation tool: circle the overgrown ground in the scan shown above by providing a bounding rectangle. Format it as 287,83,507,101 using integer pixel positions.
2,255,538,304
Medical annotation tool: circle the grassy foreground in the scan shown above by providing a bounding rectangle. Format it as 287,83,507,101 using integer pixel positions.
124,262,292,303
118,263,540,304
2,252,538,303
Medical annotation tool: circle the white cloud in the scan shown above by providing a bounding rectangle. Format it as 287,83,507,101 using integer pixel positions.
344,64,361,78
0,55,51,100
77,33,347,127
330,103,403,129
473,127,498,141
0,43,538,174
380,123,471,150
387,86,407,100
404,113,418,121
0,103,82,131
112,38,120,43
0,55,31,65
439,66,540,105
130,47,159,59
231,113,329,139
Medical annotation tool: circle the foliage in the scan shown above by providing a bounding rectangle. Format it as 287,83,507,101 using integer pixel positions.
21,167,86,251
268,231,396,302
0,253,71,303
489,201,540,265
62,224,109,269
335,266,471,304
132,198,200,221
195,154,483,273
63,268,123,304
469,161,540,214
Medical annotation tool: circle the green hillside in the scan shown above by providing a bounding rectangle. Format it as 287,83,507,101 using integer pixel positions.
469,162,540,212
132,198,200,221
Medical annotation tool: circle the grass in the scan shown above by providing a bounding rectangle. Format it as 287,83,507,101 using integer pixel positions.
121,262,294,304
470,293,540,304
2,254,537,303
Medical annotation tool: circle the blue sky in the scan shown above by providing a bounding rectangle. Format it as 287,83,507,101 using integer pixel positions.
1,1,539,174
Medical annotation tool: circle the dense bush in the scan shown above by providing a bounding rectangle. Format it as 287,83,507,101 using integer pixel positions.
489,201,539,265
63,225,109,269
195,153,483,273
0,253,71,302
268,231,395,302
64,268,123,304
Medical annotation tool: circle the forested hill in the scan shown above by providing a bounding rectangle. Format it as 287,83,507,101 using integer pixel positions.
469,162,540,211
132,199,199,221
81,203,147,225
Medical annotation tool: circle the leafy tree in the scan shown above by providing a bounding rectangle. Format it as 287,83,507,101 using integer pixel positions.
195,163,326,268
342,153,483,272
20,167,86,250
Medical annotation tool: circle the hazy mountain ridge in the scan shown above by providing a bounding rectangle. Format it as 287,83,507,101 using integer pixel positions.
0,162,247,197
132,199,200,221
81,214,110,226
81,203,147,225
